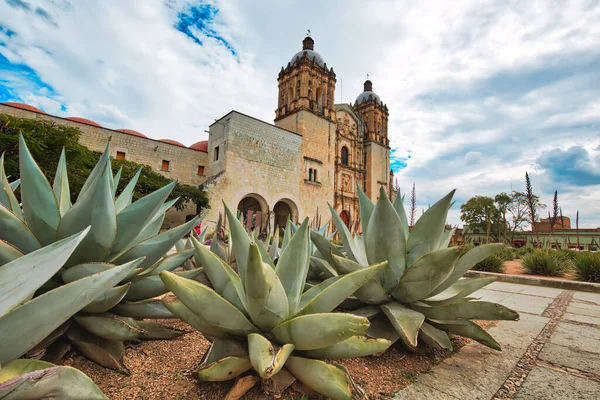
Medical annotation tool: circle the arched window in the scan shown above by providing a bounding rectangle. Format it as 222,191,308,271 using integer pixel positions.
316,87,324,113
308,168,313,181
289,86,294,103
313,169,318,182
341,146,349,167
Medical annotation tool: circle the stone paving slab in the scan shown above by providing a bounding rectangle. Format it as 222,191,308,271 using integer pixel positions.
573,291,600,304
550,322,600,354
392,381,460,399
518,286,563,298
569,300,600,311
514,366,600,399
472,288,513,303
499,293,553,315
393,314,548,400
538,342,600,375
566,304,600,317
563,312,600,326
486,281,529,293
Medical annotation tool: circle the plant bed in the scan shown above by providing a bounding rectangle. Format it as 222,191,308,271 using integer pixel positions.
504,260,577,281
72,315,497,399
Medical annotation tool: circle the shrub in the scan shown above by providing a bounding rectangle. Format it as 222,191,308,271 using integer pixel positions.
555,248,577,261
572,252,600,283
496,246,516,261
473,255,506,273
521,250,570,276
516,246,536,258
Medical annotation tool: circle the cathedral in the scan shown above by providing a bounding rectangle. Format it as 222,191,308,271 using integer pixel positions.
0,36,393,233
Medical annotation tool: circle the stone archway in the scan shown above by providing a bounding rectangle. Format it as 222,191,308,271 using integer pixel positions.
273,198,299,234
237,193,268,232
340,210,350,229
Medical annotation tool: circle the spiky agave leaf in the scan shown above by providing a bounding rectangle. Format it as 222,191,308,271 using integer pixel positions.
318,184,519,352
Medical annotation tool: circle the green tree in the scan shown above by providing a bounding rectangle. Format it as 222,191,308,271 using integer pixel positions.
460,196,499,243
494,192,512,243
0,113,209,211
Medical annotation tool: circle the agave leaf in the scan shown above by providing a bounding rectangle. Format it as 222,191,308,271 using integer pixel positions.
281,219,292,251
309,230,343,264
198,224,208,243
298,262,388,315
328,203,368,266
74,314,145,341
81,284,130,313
62,259,144,283
192,237,246,312
424,277,497,305
125,268,202,301
437,228,455,251
78,144,110,201
393,188,410,239
248,333,293,379
112,167,122,197
412,301,519,321
256,238,276,269
114,168,141,213
365,187,407,291
56,163,117,264
199,337,250,379
162,298,230,338
66,325,129,373
245,244,288,331
52,148,71,216
284,356,359,400
329,253,390,304
0,153,23,220
419,322,452,350
0,240,24,266
429,244,504,297
27,321,72,357
270,313,369,351
391,247,460,304
0,228,90,317
431,319,501,350
113,299,173,319
224,203,251,281
140,248,195,276
111,181,176,254
210,237,227,262
275,218,311,314
366,313,401,344
18,135,61,245
406,190,455,265
303,335,391,359
160,270,258,336
0,363,108,399
0,258,139,364
134,198,178,244
380,301,425,349
299,275,343,307
0,203,42,253
351,305,382,320
268,229,280,260
309,256,338,280
135,320,186,340
0,359,53,383
112,216,200,270
356,182,374,237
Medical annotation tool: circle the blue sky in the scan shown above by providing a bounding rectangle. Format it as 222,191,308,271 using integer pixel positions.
1,0,599,227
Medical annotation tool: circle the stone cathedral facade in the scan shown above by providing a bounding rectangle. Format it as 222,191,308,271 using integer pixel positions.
0,36,393,233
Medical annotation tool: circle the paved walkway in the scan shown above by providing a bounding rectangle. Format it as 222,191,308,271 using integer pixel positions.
394,281,600,400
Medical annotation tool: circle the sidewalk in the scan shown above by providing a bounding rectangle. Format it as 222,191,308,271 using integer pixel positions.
394,281,600,400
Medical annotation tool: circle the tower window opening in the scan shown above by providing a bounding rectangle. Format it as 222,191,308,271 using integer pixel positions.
308,168,313,181
313,169,318,182
214,146,220,161
341,146,349,167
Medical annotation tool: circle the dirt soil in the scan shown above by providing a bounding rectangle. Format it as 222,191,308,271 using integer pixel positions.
504,260,576,281
73,318,497,400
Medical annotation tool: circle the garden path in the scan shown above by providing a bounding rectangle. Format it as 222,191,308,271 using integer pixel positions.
394,281,600,399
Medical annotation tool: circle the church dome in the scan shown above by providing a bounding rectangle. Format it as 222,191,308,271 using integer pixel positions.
159,139,186,147
189,140,208,152
66,117,103,127
289,36,326,68
1,102,47,114
116,129,147,138
355,80,384,106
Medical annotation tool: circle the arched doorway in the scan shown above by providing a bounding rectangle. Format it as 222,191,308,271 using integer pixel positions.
237,194,268,232
340,210,350,229
273,198,299,235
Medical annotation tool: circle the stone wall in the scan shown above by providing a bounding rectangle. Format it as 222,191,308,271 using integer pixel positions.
0,104,208,227
365,140,390,200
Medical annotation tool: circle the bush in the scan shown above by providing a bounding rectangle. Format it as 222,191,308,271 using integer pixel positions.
521,250,570,277
496,246,517,261
555,248,577,261
516,246,536,258
572,252,600,283
473,255,505,273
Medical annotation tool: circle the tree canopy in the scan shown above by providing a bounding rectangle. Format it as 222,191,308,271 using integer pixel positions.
0,113,209,211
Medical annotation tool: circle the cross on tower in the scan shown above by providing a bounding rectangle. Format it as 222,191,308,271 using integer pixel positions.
306,29,311,37
367,73,370,80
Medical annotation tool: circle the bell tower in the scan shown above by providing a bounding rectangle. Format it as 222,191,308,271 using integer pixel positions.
275,36,336,123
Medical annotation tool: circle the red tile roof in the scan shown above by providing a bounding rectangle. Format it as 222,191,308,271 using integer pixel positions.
1,102,47,114
66,117,103,127
159,139,186,147
189,140,208,152
116,129,147,138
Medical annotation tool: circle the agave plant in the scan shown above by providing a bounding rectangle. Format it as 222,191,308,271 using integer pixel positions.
0,228,142,399
159,204,392,399
310,185,519,352
0,135,203,371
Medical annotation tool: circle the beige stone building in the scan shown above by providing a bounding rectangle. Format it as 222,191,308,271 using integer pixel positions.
0,35,393,233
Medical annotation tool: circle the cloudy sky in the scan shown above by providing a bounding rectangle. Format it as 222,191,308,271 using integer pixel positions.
1,0,599,227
